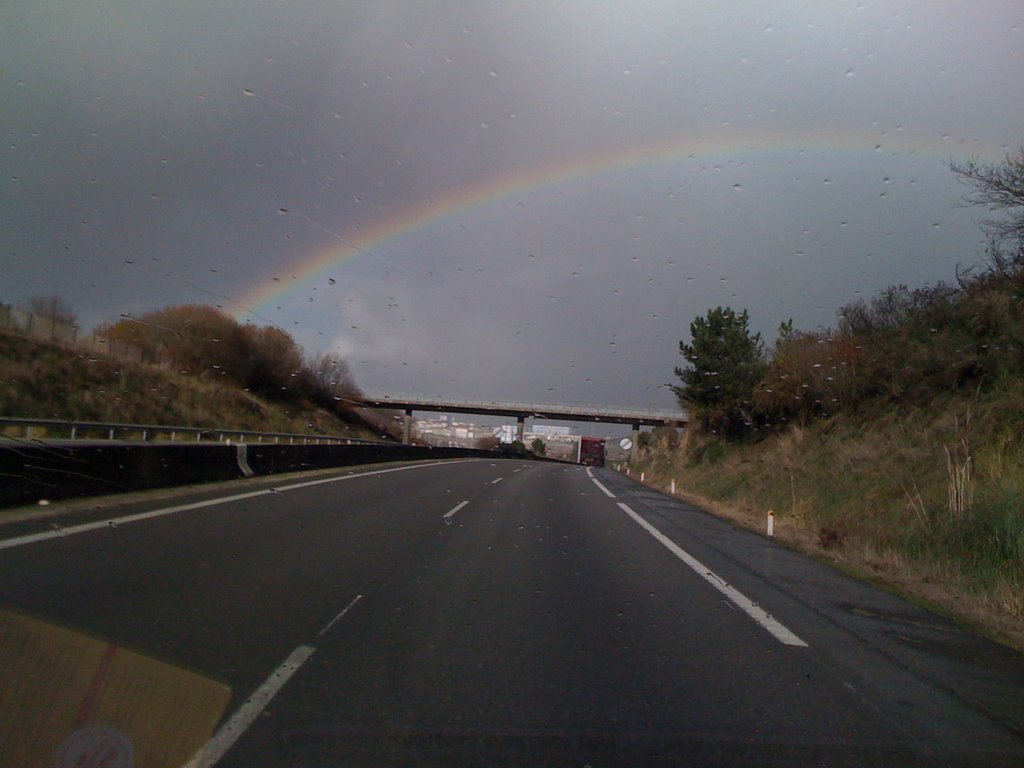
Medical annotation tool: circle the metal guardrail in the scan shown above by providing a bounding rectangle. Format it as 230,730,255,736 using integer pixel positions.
0,417,386,446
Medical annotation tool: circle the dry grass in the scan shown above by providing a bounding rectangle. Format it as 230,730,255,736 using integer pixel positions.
0,331,379,439
630,382,1024,651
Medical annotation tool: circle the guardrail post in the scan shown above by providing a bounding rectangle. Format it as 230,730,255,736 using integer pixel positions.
108,428,115,440
70,426,77,440
142,429,148,441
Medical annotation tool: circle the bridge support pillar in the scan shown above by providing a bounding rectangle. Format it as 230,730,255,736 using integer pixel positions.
631,422,640,464
403,409,413,445
516,415,525,444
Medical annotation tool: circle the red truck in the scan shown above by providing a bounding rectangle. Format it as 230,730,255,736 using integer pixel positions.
577,436,606,467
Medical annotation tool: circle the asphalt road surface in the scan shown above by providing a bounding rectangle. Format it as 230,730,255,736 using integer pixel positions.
2,458,1023,766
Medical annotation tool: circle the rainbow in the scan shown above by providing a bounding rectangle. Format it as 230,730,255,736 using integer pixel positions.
235,129,1006,320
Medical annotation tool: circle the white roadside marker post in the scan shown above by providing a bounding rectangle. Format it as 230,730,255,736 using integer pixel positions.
670,479,676,494
767,510,775,538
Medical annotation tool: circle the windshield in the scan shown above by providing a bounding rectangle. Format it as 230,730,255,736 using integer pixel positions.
3,3,1024,767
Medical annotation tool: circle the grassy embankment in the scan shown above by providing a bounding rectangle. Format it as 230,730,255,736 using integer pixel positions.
632,386,1023,647
0,331,385,440
632,266,1024,649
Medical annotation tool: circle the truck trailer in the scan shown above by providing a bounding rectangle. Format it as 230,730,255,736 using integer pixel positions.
577,436,606,467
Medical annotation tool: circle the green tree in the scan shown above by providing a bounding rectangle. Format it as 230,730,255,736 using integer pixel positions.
671,306,766,436
530,437,546,456
504,439,528,457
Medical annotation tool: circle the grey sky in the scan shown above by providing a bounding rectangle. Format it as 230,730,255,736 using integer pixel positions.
3,1,1022,410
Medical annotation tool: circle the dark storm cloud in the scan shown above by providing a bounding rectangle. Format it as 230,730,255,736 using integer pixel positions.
3,1,1023,409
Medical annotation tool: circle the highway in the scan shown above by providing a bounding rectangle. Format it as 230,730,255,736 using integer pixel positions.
1,458,1023,766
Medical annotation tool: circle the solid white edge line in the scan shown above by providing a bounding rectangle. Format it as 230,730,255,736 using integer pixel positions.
0,460,475,551
590,477,616,499
0,490,270,552
443,500,469,519
183,645,316,768
616,502,808,648
315,594,364,639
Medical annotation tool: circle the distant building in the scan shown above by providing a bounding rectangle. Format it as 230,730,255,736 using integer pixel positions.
532,424,575,437
494,425,518,444
414,417,497,447
412,416,604,457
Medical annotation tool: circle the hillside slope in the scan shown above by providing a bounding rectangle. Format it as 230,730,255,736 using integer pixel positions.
636,359,1024,649
0,331,389,440
646,207,1024,648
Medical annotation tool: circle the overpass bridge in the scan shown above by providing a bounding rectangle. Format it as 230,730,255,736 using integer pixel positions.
349,395,688,460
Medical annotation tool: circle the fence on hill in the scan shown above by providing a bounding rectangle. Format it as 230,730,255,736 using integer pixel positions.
0,304,166,365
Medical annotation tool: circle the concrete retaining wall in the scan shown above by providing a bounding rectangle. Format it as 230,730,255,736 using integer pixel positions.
0,441,495,508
